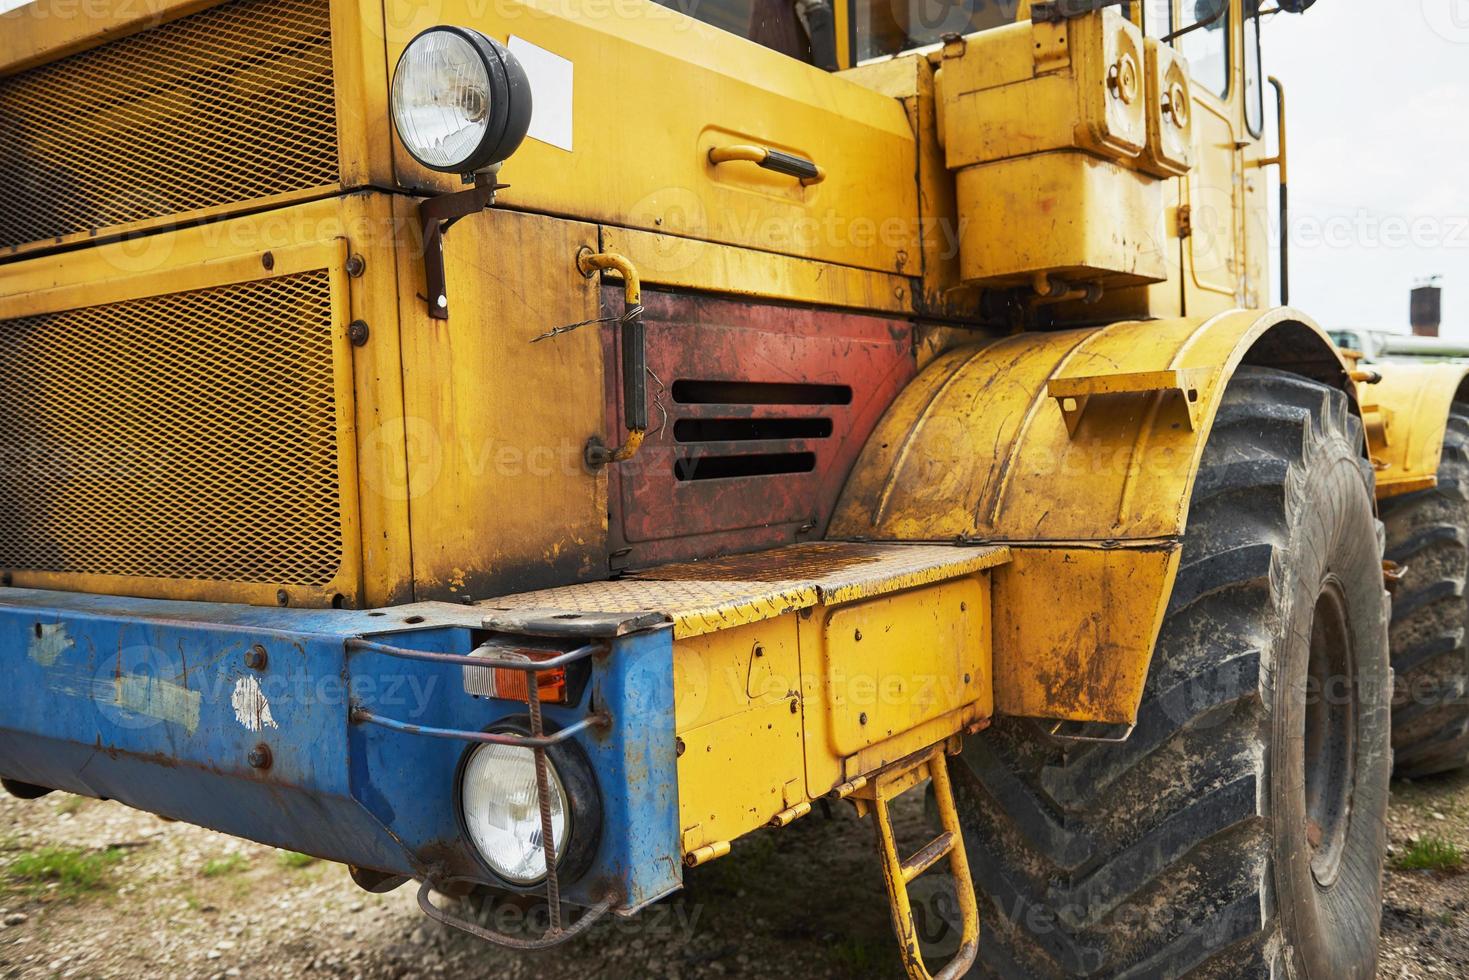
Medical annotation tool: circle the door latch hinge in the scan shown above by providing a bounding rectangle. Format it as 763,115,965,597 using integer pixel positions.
1177,204,1193,239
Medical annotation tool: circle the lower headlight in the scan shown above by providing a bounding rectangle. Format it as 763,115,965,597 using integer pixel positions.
459,741,569,885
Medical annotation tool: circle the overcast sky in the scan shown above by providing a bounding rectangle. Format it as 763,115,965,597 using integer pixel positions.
1265,1,1469,337
3,0,1463,334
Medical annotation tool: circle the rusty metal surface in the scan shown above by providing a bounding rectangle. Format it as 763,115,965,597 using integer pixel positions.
482,542,1010,638
602,289,917,571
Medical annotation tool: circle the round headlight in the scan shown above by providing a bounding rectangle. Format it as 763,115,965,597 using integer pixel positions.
391,26,532,175
459,741,568,885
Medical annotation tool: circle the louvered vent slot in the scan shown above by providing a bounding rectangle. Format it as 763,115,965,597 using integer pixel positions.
670,380,842,482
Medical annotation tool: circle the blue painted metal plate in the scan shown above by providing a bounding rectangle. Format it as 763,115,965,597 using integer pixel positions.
0,588,682,912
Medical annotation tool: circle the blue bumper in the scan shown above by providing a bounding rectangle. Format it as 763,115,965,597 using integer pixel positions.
0,588,682,912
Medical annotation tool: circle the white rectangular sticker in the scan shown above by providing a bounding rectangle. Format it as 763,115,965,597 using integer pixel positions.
508,36,573,153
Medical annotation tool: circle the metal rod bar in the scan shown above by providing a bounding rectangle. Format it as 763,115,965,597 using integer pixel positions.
900,830,955,884
1162,1,1227,42
1269,76,1289,306
416,879,615,950
350,709,608,747
527,681,562,934
346,638,605,672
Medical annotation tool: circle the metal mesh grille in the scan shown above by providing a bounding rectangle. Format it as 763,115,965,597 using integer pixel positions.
0,272,346,587
0,0,337,250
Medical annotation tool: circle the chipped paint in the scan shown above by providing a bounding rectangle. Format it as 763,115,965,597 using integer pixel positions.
113,674,201,733
231,675,279,733
28,622,74,666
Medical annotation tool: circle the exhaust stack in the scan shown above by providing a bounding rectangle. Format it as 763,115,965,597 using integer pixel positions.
1411,280,1443,337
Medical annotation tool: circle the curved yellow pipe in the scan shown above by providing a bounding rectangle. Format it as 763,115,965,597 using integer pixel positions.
576,249,641,306
577,249,645,465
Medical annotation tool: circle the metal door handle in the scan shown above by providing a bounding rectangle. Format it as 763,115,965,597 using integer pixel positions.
708,144,826,185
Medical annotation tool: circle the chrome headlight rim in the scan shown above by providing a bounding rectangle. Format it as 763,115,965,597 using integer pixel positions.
390,25,533,176
453,716,602,890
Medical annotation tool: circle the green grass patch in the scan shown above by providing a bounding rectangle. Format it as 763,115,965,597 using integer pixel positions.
54,795,86,816
276,850,316,869
200,854,249,878
831,937,887,977
5,846,125,898
1394,835,1465,873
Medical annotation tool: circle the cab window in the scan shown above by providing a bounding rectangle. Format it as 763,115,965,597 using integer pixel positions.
1243,7,1265,135
1177,0,1230,97
853,0,1019,63
653,0,815,63
1143,0,1172,37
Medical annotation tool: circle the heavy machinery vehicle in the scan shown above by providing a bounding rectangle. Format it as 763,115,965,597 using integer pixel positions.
1332,311,1469,782
0,0,1458,976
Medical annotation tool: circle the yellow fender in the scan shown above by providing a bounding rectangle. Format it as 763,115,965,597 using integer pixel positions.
1363,361,1469,499
831,309,1352,725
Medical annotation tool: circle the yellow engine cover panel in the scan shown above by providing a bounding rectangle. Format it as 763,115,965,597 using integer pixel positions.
954,151,1166,287
818,577,990,757
675,618,805,854
938,8,1147,170
385,0,919,277
393,201,610,602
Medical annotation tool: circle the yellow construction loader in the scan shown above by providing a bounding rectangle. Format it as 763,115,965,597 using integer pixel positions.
0,0,1458,977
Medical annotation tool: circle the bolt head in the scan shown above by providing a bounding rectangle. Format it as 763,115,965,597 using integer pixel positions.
247,744,272,770
261,251,275,271
245,645,268,671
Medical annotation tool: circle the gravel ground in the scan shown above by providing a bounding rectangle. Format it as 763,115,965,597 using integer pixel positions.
3,772,1468,979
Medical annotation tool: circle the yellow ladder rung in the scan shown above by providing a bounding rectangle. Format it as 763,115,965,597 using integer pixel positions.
859,746,980,980
901,830,955,884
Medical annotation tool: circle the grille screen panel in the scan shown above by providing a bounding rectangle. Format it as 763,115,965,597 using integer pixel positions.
0,272,346,587
0,0,337,250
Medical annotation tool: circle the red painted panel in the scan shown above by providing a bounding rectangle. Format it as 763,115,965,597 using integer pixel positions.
602,289,916,571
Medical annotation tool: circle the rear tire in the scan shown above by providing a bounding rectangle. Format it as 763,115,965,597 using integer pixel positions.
949,368,1391,978
1381,403,1469,778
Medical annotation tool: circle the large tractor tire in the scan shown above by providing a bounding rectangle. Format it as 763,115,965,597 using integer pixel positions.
1381,404,1469,778
950,368,1391,978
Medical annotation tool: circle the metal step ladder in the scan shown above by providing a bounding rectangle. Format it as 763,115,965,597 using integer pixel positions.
852,744,980,980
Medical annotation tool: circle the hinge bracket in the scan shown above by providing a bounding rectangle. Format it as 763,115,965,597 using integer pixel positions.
419,170,508,320
1177,204,1194,239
